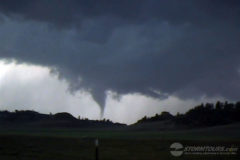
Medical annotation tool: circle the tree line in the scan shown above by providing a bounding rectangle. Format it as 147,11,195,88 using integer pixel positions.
136,101,240,127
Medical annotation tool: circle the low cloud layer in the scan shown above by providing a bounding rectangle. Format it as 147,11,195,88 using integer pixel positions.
0,1,240,115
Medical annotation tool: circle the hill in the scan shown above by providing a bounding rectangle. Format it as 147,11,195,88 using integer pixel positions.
0,110,126,129
1,101,240,130
132,101,240,130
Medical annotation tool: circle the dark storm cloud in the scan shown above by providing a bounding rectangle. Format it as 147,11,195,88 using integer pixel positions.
1,0,240,27
0,0,240,114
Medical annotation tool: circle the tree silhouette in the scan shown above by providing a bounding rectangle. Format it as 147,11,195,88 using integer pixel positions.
137,101,240,127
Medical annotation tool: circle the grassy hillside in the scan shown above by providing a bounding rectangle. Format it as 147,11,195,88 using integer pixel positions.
1,135,238,160
0,123,239,160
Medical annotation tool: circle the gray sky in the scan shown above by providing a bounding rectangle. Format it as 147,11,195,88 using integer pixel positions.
0,1,239,124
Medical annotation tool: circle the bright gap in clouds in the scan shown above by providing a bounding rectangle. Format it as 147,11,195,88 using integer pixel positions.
0,60,101,120
0,60,225,124
104,92,225,124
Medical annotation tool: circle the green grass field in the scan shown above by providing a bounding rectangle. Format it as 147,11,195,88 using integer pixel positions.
0,124,240,160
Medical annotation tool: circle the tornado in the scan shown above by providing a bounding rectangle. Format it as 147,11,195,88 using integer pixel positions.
91,88,106,119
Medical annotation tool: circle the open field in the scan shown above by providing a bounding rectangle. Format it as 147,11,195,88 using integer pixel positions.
0,123,240,160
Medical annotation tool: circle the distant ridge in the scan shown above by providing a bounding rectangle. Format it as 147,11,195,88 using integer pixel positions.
0,110,126,129
1,101,240,130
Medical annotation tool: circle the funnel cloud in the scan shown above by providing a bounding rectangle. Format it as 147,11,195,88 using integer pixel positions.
90,87,106,118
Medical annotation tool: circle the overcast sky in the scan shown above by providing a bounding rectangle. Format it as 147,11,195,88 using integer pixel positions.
0,1,239,124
